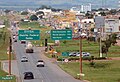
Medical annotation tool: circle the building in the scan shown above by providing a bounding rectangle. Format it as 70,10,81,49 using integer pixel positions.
81,3,91,13
70,4,91,14
105,18,120,33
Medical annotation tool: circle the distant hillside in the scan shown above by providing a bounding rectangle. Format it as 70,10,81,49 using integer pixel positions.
0,0,119,11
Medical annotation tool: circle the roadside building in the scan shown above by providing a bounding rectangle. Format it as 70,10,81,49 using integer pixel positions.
105,17,120,33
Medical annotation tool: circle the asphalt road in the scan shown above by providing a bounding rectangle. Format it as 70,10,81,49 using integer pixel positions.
13,41,82,82
11,23,82,82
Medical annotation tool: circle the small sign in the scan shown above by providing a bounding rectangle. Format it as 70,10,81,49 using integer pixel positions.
62,52,69,56
64,59,69,63
51,30,72,40
0,76,13,80
18,30,40,40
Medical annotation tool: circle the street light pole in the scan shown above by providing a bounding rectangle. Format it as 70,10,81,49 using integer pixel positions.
99,27,103,57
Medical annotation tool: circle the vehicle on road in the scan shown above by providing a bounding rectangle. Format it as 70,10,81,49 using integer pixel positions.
36,60,45,67
14,39,17,42
21,56,28,62
24,72,34,79
26,42,34,53
21,40,26,44
13,35,16,39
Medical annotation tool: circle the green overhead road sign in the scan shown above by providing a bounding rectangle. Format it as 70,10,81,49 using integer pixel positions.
51,30,72,40
18,30,40,40
0,76,13,80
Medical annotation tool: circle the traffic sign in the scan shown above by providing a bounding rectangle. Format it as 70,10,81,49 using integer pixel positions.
62,52,69,56
51,30,72,40
0,76,13,80
18,30,40,40
64,59,69,62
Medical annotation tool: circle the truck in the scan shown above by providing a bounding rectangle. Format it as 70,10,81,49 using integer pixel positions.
26,42,34,53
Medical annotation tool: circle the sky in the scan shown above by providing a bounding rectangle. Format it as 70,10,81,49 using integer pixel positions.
0,0,119,10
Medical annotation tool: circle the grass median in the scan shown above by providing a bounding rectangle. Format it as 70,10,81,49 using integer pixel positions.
58,60,120,82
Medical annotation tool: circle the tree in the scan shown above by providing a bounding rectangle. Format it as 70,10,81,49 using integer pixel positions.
108,9,117,15
99,12,106,16
110,33,117,45
21,11,28,15
29,15,38,21
36,11,44,15
85,12,94,18
102,33,117,57
4,9,11,13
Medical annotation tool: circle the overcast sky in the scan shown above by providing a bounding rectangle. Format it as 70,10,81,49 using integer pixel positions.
0,0,119,10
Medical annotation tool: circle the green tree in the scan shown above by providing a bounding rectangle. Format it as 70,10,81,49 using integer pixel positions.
36,11,44,15
85,12,94,18
21,11,29,15
110,33,117,45
4,9,11,13
99,12,106,16
102,33,117,57
108,9,117,15
30,15,38,21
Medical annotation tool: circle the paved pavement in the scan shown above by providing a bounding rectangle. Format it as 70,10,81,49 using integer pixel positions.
1,60,19,77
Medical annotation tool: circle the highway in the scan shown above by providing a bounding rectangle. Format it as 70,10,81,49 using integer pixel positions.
11,23,82,82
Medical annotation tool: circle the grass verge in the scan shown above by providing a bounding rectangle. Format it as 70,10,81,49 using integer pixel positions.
58,60,120,82
0,16,16,82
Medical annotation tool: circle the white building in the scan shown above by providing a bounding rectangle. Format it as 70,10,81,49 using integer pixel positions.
81,3,91,13
37,8,52,15
105,18,120,33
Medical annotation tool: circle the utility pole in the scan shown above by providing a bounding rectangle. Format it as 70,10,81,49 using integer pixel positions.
9,37,12,75
78,18,83,79
80,32,82,77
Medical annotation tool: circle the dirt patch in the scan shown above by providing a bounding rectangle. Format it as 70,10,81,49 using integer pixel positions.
116,40,120,46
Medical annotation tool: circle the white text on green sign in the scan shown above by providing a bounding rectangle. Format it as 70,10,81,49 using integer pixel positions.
0,76,13,80
18,30,40,40
51,30,72,40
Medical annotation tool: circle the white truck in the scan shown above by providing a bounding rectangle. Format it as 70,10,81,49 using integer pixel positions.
26,42,34,53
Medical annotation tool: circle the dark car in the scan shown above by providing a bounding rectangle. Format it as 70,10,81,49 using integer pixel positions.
21,40,26,44
24,72,34,79
36,60,45,67
14,39,17,42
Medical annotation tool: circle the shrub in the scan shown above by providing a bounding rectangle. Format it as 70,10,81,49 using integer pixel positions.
94,57,106,60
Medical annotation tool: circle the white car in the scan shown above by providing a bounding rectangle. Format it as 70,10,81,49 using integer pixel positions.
76,52,91,57
36,60,45,67
21,56,28,62
69,52,77,57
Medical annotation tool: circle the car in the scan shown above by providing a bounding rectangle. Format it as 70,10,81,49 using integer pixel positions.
14,39,17,42
76,52,91,57
69,52,77,57
21,40,26,44
36,60,45,67
21,56,28,62
13,35,16,39
24,72,34,79
82,52,91,57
